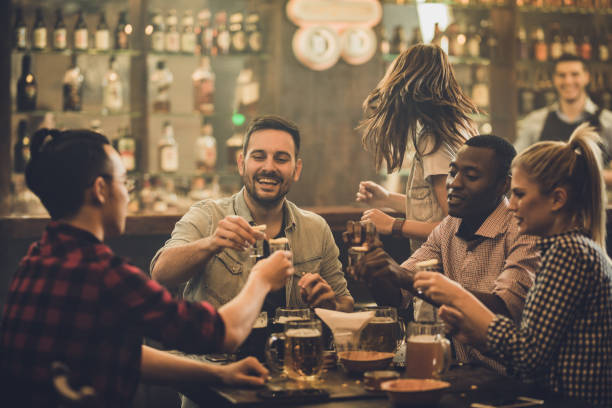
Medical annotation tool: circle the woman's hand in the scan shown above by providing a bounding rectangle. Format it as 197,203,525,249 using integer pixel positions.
356,181,391,207
413,271,466,307
361,208,395,235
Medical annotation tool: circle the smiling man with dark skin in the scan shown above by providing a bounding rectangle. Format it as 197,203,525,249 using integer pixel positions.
352,135,538,370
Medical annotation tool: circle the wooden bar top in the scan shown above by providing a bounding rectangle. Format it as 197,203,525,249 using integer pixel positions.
0,206,375,240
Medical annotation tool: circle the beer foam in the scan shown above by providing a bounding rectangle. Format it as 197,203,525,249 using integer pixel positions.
285,328,321,338
407,334,438,343
276,316,308,324
370,317,396,323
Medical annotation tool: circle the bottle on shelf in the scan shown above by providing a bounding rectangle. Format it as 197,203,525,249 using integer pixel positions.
95,10,111,51
32,7,47,51
158,121,179,173
533,27,548,62
62,55,84,111
116,127,136,172
214,11,231,55
149,9,165,53
516,26,529,61
578,30,592,61
466,22,481,58
14,120,30,174
597,27,609,62
192,56,215,115
102,56,123,114
197,9,214,56
195,120,217,172
549,23,563,61
379,26,390,55
53,8,68,51
151,60,173,113
410,26,423,46
229,12,247,54
165,9,180,53
17,54,37,112
471,65,489,109
562,29,577,56
115,11,131,50
245,12,262,53
180,10,197,54
390,25,407,55
74,9,89,51
13,6,27,51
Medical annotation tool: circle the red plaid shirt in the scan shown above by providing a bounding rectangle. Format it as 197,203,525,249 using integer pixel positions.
1,222,225,407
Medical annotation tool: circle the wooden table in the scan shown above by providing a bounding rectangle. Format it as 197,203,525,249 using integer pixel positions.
180,363,592,408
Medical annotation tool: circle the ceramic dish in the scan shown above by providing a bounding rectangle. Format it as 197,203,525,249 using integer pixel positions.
381,378,451,406
337,350,395,373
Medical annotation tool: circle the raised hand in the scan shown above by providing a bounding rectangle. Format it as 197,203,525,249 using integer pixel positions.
251,250,294,291
361,208,395,235
356,181,391,207
298,273,336,310
208,215,266,253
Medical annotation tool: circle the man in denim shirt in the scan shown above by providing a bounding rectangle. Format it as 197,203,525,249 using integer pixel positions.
151,115,353,314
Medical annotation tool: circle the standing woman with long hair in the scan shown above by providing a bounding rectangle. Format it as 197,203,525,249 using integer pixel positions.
414,123,612,406
357,43,479,251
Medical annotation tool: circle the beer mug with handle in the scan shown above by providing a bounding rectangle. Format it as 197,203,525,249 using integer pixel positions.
404,321,451,379
265,308,312,375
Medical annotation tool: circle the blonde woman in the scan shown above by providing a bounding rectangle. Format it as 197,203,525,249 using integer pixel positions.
357,43,479,251
414,123,612,407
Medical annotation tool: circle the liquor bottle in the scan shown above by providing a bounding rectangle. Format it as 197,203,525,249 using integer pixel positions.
192,56,215,115
180,10,197,54
578,31,592,61
562,30,577,56
14,120,30,173
115,11,130,50
165,10,180,53
32,7,48,51
379,26,390,55
446,23,460,57
151,60,173,113
148,10,164,53
195,121,217,172
158,121,179,173
74,9,89,51
390,25,407,55
17,54,37,112
533,27,548,62
197,9,214,55
62,55,84,111
516,26,529,60
549,23,563,60
245,12,262,53
95,11,110,51
597,28,609,62
116,127,136,172
229,12,247,54
214,11,231,55
14,6,27,51
102,56,123,114
53,8,67,51
410,26,423,46
466,23,481,58
471,65,489,109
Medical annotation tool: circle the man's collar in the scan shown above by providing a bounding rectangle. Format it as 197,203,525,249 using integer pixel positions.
233,188,296,231
456,197,509,241
554,97,598,121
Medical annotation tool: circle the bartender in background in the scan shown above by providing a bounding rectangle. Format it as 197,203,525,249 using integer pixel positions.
516,53,612,185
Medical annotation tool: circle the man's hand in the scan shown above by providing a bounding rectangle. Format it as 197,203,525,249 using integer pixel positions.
298,273,336,310
356,181,390,207
437,305,490,349
217,357,269,387
351,247,407,288
207,215,266,254
342,220,382,249
361,208,395,235
250,250,293,291
413,271,466,307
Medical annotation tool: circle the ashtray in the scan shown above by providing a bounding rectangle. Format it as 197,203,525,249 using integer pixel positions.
363,370,400,391
381,378,451,406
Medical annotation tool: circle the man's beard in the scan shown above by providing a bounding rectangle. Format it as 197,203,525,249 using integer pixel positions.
243,170,290,208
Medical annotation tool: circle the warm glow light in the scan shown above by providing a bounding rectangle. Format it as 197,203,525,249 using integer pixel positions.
125,24,133,35
416,3,451,44
145,24,153,36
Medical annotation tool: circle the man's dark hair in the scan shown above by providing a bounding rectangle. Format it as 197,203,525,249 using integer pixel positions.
25,128,111,220
243,115,301,157
554,53,589,72
464,135,516,180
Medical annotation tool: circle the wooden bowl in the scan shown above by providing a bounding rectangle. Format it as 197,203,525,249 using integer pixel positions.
381,378,451,406
337,351,395,373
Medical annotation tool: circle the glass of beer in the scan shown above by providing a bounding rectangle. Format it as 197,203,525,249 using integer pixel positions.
284,319,324,381
404,321,451,379
265,308,312,374
236,311,268,362
359,306,401,353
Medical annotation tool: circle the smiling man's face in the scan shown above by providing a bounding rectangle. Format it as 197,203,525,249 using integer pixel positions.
446,145,507,219
553,61,589,104
238,128,302,208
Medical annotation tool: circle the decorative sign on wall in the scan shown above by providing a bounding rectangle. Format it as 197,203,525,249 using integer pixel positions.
286,0,382,71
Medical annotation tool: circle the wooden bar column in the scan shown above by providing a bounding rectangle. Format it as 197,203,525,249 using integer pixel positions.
129,0,149,172
0,1,12,215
